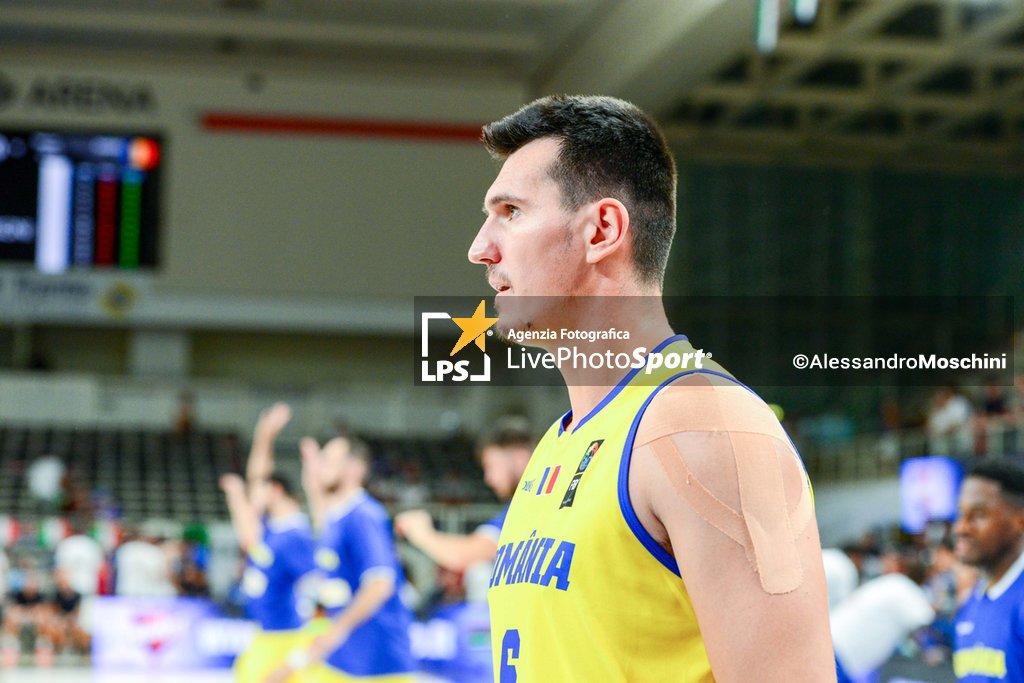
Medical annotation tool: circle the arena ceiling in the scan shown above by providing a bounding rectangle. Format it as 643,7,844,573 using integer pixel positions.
1,0,1022,170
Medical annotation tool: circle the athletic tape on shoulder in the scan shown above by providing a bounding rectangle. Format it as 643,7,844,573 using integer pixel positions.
636,384,813,595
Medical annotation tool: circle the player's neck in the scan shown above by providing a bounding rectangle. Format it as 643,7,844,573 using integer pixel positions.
268,499,300,520
325,484,364,508
559,310,675,433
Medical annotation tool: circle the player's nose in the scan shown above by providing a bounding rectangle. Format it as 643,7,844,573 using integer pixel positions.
468,224,499,265
951,516,969,538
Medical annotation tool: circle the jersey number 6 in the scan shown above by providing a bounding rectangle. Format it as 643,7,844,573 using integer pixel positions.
500,629,520,683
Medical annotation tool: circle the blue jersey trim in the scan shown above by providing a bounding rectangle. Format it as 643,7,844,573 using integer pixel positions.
267,512,308,533
617,368,790,578
558,334,688,436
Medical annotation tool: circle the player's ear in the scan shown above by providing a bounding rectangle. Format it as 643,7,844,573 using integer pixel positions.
583,198,629,265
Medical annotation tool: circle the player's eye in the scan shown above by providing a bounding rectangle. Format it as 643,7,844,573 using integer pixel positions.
506,205,520,219
965,508,986,523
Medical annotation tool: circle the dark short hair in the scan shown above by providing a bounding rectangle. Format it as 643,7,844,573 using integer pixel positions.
266,472,297,500
479,416,535,453
968,459,1024,508
482,95,677,285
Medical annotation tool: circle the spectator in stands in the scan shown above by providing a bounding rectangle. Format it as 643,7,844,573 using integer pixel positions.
26,455,64,509
177,559,210,598
114,530,176,597
419,566,466,619
174,391,196,438
40,568,88,656
184,523,210,556
437,467,473,505
877,397,903,462
927,386,973,456
1014,374,1024,418
982,383,1010,418
975,383,1012,456
2,570,47,662
396,461,429,507
842,531,885,582
923,538,959,652
0,547,8,618
1009,373,1024,454
59,475,94,519
54,525,104,596
879,546,913,578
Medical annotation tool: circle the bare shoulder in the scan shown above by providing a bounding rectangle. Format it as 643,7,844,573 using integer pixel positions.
631,373,816,592
629,375,834,679
637,372,789,446
633,374,804,499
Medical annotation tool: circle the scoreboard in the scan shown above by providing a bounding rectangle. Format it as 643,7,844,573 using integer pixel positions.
0,129,162,273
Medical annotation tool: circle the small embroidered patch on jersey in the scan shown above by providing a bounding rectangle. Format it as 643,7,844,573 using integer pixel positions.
560,440,603,509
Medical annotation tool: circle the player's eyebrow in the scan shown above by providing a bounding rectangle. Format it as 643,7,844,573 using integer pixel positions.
482,194,528,215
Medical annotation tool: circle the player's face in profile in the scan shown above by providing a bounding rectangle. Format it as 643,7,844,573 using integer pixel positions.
481,445,516,499
470,137,586,335
249,479,271,511
954,476,1024,569
262,481,285,511
319,438,349,493
343,456,367,488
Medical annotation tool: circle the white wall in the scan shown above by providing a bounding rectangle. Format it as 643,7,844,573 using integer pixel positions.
0,55,526,316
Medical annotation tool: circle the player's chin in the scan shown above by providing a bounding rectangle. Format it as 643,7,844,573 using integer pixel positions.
953,540,978,564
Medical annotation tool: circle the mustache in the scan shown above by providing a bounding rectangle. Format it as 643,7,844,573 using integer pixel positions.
486,266,510,287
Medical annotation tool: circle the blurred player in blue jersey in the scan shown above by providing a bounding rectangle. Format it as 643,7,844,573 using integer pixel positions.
265,435,415,683
220,403,316,683
395,417,534,572
953,459,1024,682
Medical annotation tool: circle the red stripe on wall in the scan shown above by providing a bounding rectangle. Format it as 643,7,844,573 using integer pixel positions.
200,113,484,143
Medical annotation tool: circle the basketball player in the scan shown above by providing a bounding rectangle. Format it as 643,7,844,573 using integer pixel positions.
953,459,1024,682
221,403,316,683
395,417,534,571
469,95,835,681
265,436,415,683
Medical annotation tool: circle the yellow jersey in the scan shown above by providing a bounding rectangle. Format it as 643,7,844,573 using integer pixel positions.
488,335,738,683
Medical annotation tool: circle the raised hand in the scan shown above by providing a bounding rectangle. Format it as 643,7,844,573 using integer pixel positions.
219,473,246,498
256,402,292,440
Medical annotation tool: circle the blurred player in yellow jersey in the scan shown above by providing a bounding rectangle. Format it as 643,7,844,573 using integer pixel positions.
395,417,534,572
469,96,836,682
